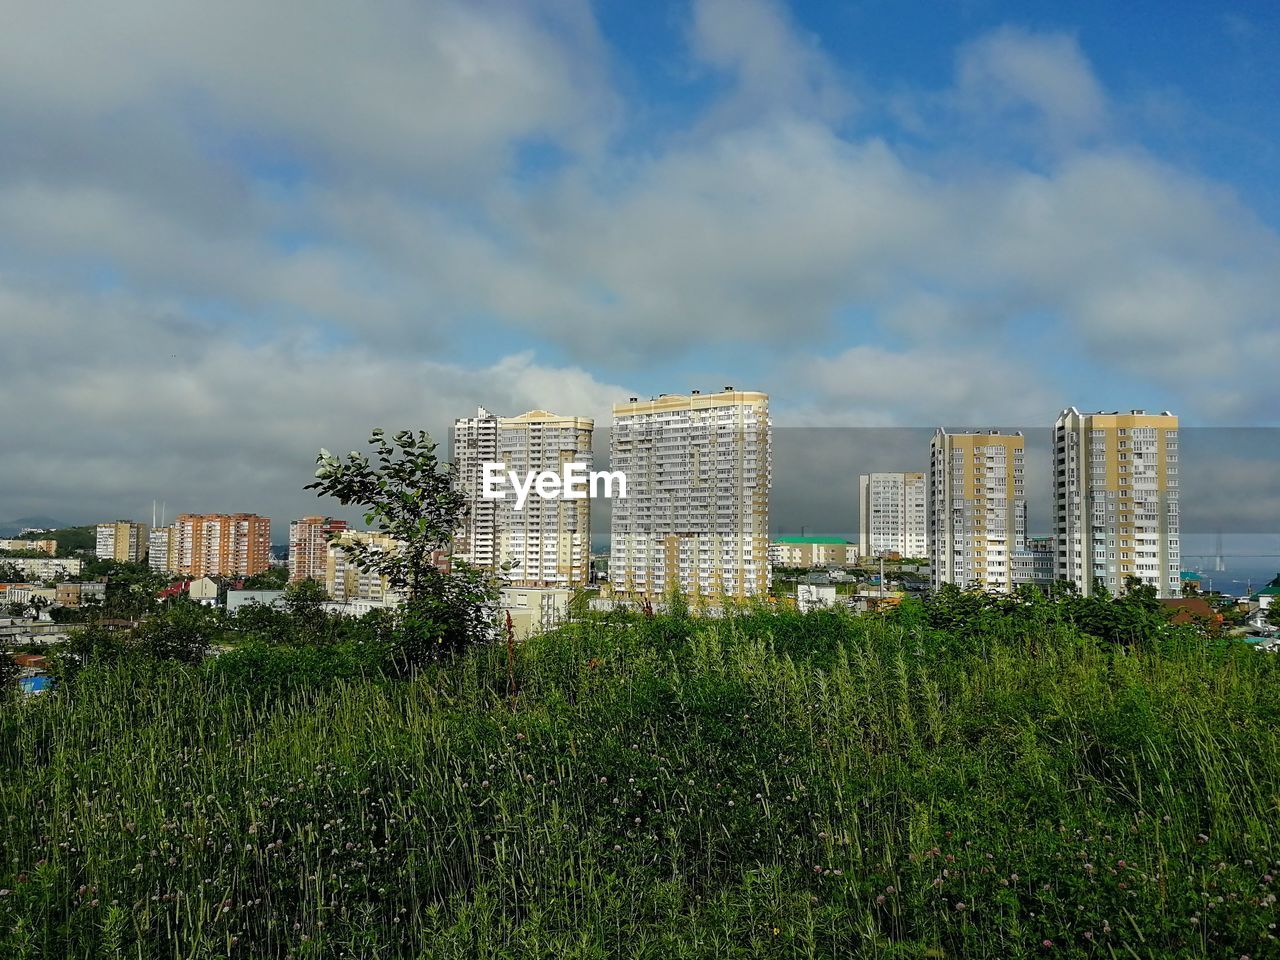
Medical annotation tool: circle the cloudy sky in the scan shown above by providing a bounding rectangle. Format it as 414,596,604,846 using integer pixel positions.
2,0,1278,547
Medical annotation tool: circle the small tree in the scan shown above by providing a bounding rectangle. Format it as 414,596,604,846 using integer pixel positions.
306,429,497,666
132,600,215,663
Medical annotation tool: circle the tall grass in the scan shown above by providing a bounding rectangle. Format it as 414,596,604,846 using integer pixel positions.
2,607,1278,958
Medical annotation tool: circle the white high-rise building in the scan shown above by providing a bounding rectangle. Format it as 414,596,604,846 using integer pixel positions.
452,408,594,588
1053,408,1180,598
148,526,175,574
610,388,771,600
858,472,927,558
929,429,1026,593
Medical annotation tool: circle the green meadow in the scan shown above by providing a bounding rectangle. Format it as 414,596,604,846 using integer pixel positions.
2,600,1278,958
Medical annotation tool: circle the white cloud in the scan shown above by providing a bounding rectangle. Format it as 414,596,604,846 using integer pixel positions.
954,26,1107,147
799,345,1061,426
688,0,853,127
0,277,629,527
0,0,614,186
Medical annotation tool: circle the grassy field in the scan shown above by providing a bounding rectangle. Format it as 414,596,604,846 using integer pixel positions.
2,605,1278,958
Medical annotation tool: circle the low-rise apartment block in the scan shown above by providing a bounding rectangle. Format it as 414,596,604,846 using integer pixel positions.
0,538,57,556
769,535,856,568
3,557,84,581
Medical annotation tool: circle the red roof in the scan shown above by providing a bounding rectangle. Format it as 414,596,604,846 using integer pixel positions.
1159,597,1223,625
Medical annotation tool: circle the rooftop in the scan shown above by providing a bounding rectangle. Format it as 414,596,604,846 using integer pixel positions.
775,535,850,545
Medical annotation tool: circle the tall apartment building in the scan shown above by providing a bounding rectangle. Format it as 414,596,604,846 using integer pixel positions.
929,429,1026,593
858,472,928,558
95,521,150,563
325,531,402,605
1053,408,1180,598
610,388,771,600
453,408,594,588
289,516,349,584
149,526,176,574
172,513,272,578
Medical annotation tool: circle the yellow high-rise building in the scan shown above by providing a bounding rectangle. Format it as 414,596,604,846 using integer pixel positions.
929,429,1026,593
1054,408,1180,597
95,521,150,563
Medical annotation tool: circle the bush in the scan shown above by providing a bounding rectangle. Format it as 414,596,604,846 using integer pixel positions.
208,639,392,695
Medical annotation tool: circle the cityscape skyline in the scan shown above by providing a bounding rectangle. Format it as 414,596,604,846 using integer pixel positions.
32,394,1280,599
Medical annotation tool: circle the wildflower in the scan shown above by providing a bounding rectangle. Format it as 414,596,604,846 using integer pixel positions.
954,902,966,911
1042,939,1053,949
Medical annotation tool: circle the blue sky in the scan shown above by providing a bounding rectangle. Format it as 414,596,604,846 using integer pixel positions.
0,0,1277,533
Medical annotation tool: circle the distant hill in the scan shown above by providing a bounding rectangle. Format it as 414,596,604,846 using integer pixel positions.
0,516,65,538
5,524,96,557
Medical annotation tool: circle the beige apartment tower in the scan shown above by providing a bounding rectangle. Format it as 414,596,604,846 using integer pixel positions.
172,513,272,578
610,388,771,601
453,408,594,588
929,430,1026,593
1053,408,1180,598
858,472,928,558
289,516,349,584
95,521,150,563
